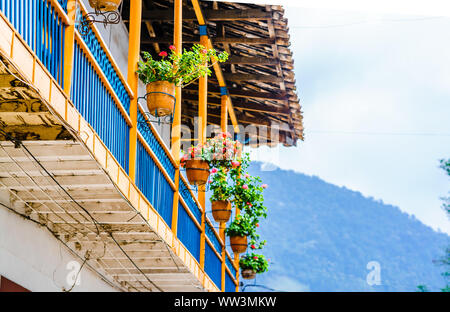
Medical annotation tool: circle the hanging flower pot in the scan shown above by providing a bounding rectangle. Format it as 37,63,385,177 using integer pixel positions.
89,0,122,11
185,159,210,186
138,46,228,116
230,235,248,254
211,200,232,223
146,81,176,117
241,269,256,280
239,254,269,279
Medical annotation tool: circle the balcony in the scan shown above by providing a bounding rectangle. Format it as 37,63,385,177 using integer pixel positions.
0,0,235,292
0,0,301,292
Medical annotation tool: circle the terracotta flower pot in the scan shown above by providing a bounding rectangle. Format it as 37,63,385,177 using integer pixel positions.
89,0,122,11
211,200,232,223
146,81,176,117
241,269,256,280
185,160,210,186
230,235,247,254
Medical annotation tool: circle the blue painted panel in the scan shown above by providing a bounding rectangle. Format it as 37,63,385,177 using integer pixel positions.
0,0,65,85
137,110,175,180
75,8,130,113
177,202,201,262
205,243,222,289
206,221,222,254
71,42,130,172
225,271,236,292
136,141,174,226
226,255,237,278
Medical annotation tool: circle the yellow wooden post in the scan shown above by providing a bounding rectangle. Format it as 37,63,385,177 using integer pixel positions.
198,29,208,269
170,0,183,234
221,94,228,133
234,174,241,292
126,0,142,181
63,0,76,94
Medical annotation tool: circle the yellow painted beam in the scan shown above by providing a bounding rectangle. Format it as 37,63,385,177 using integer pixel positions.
198,33,208,269
62,0,76,94
126,0,142,181
171,0,183,235
220,94,228,132
190,0,239,134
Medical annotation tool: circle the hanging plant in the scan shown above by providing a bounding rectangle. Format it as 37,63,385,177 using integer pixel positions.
239,253,269,279
137,45,228,116
180,132,242,186
89,0,122,12
225,214,257,254
180,143,212,186
209,167,233,223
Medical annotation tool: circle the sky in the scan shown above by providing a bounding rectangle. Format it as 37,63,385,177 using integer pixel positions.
250,5,450,234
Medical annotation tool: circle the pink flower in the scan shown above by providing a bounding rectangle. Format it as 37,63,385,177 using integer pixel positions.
159,51,168,57
244,173,250,179
253,256,258,260
169,45,176,51
242,184,248,190
211,168,218,174
231,161,240,168
246,202,252,207
201,48,208,54
261,184,268,189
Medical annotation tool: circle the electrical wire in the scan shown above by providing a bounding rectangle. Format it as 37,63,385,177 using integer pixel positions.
291,16,448,29
0,201,123,292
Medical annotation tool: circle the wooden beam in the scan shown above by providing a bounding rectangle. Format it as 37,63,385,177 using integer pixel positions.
225,56,280,65
185,85,288,101
123,9,271,22
182,93,290,115
223,73,283,83
142,37,288,45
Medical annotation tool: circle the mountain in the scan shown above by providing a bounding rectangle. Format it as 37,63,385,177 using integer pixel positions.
241,162,449,292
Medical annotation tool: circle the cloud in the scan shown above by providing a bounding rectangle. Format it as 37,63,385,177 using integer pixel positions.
251,8,450,233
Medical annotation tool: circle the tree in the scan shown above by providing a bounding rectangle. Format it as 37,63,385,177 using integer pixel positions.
417,159,450,292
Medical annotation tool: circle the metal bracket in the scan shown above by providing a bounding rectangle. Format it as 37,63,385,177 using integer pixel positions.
79,9,121,36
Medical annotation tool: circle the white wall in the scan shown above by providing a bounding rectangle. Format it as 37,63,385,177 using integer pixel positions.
81,0,173,148
0,190,118,292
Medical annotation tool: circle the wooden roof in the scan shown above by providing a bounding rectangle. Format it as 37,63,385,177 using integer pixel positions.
122,0,303,146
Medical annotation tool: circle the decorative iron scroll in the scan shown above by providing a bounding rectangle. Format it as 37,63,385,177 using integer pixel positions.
79,10,121,36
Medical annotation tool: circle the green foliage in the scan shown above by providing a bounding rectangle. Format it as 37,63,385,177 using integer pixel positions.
440,159,450,216
137,45,228,87
224,214,257,238
233,173,267,218
416,285,429,292
239,253,269,274
209,167,232,202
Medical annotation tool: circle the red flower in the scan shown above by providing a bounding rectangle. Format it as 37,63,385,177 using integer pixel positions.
169,45,176,51
253,256,258,260
246,202,252,207
251,244,256,249
256,223,259,227
159,51,168,57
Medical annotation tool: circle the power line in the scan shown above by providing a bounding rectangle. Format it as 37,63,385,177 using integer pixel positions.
291,16,448,29
307,130,450,137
